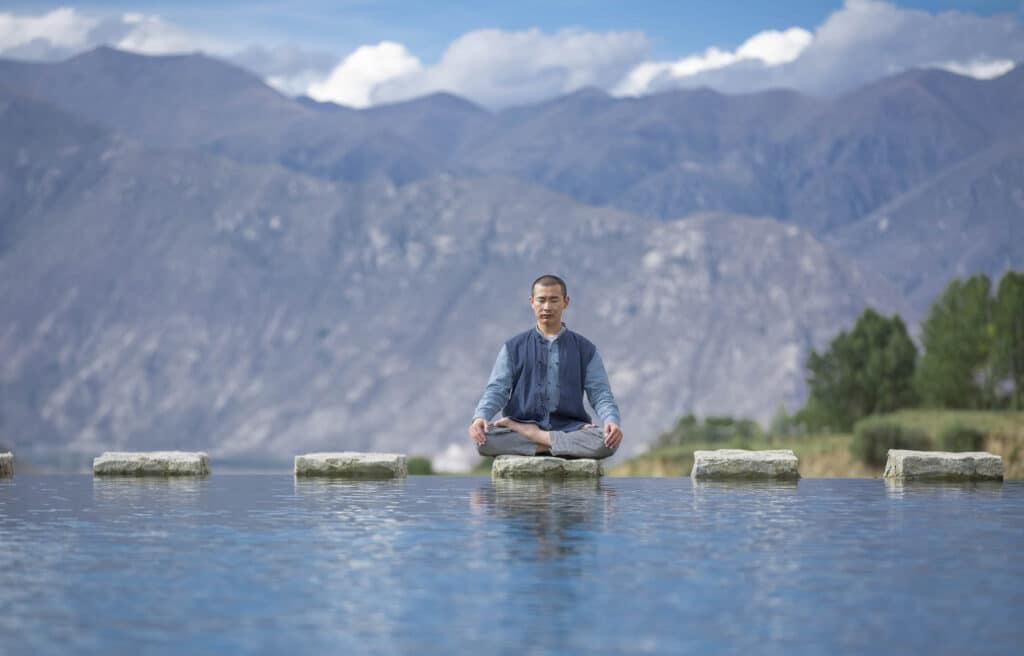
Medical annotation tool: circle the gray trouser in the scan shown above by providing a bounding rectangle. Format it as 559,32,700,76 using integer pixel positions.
477,425,617,460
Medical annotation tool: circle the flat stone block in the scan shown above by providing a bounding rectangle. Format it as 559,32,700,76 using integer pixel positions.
491,455,603,479
884,449,1003,481
93,451,209,476
294,452,407,478
691,449,800,480
0,452,12,477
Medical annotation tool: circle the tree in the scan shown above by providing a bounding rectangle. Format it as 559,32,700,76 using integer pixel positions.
993,271,1024,409
914,275,997,408
803,308,918,431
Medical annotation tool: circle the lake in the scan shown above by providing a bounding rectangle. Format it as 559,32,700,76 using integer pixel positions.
1,475,1021,655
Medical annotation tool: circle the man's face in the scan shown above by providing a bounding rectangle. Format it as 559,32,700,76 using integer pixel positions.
530,283,569,326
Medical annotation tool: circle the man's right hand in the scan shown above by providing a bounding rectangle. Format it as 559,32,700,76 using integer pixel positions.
469,417,489,445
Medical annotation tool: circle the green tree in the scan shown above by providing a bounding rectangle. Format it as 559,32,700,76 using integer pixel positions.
914,275,997,408
803,308,918,431
993,271,1024,409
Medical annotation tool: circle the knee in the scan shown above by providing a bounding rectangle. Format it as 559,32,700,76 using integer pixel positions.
477,441,499,457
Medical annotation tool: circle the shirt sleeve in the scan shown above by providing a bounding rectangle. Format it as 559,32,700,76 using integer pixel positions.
584,349,621,426
473,344,512,421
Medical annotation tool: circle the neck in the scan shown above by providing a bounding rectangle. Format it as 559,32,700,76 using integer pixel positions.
537,321,562,337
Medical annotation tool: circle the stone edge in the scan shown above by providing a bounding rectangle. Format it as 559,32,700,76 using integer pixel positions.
293,453,409,479
92,451,210,477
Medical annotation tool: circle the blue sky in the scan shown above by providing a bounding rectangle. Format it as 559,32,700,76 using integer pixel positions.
8,1,1022,58
2,1,1022,107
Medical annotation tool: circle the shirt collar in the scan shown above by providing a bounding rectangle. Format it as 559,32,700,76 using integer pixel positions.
534,323,566,340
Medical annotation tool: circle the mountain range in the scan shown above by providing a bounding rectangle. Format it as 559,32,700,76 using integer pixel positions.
0,47,1020,469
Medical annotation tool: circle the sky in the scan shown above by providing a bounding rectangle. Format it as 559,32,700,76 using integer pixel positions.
2,1,1022,108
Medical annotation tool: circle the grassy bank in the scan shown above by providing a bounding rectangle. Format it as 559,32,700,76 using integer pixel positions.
608,410,1024,478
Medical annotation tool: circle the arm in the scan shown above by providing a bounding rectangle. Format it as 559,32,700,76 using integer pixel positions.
584,350,621,426
469,345,512,445
473,344,513,421
584,349,623,448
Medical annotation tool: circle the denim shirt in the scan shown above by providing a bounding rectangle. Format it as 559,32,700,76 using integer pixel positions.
473,324,621,429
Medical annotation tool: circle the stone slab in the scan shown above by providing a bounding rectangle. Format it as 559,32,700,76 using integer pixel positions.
0,452,12,477
691,449,800,480
884,449,1003,481
294,452,407,478
93,451,209,476
491,455,603,479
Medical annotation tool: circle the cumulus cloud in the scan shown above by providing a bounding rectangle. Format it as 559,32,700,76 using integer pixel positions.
367,28,649,108
615,28,811,96
307,41,423,107
0,7,97,59
619,0,1024,98
2,2,1021,108
230,44,339,96
0,7,221,60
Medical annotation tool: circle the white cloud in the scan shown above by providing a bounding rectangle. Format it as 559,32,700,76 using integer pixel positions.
937,58,1017,80
0,7,223,60
112,13,218,55
231,44,339,96
368,28,649,108
615,28,810,96
1,2,1021,108
307,41,422,107
0,7,96,51
737,27,814,65
616,0,1024,98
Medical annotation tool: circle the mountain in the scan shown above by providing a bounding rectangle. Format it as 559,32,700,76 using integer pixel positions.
0,88,905,469
0,48,1020,469
829,138,1024,315
0,47,311,147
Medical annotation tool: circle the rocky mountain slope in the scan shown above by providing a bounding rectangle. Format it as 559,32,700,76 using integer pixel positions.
0,48,1018,468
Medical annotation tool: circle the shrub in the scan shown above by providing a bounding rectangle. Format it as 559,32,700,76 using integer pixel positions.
938,423,985,452
407,456,434,475
851,418,931,466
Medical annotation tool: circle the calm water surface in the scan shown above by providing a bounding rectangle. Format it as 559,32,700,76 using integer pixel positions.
1,475,1021,655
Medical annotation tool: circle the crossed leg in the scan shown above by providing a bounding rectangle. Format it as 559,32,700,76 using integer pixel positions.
476,418,617,460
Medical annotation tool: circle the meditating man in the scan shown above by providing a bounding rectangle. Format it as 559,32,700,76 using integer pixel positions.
468,274,623,459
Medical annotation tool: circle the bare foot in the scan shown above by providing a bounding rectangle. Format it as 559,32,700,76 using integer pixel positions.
494,417,552,448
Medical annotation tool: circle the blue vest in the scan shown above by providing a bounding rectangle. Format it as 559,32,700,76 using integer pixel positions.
502,327,596,431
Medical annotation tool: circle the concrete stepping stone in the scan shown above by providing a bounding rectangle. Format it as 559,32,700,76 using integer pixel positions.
691,449,800,480
491,454,603,479
0,452,12,477
294,452,408,478
884,449,1003,481
93,451,210,476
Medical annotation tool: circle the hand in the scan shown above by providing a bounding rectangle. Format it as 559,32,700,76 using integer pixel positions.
603,422,623,449
469,417,489,445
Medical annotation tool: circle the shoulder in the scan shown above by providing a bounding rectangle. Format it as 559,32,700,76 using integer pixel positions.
505,329,538,352
564,329,597,359
565,328,596,350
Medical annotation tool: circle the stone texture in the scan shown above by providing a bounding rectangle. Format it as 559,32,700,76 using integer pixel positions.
93,451,209,476
884,449,1003,481
491,455,603,479
0,452,12,477
294,452,407,478
691,449,800,480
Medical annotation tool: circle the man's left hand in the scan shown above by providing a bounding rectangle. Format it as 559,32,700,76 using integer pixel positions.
603,422,623,449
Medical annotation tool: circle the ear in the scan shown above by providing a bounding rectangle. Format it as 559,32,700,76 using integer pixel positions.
564,295,570,308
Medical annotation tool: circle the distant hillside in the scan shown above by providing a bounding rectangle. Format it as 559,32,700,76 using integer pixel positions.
0,48,1020,469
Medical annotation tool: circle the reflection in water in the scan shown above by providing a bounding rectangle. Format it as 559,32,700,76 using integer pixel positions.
92,476,208,504
471,478,616,561
691,479,800,494
2,475,1021,655
884,478,1005,499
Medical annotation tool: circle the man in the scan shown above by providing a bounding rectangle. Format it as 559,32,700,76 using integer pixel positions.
468,274,623,459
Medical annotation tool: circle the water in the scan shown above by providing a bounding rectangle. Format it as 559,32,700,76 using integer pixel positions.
1,475,1021,655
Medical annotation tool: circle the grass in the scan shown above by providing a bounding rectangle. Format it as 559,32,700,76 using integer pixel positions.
608,410,1024,478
